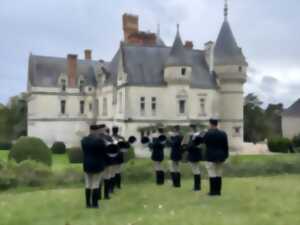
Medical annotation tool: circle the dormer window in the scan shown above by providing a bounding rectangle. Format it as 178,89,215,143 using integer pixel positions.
181,68,186,76
79,79,85,93
61,79,66,92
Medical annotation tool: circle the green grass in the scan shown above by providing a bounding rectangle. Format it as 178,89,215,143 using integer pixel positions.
0,175,299,225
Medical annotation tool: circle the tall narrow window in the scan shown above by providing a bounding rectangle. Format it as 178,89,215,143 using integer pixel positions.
89,102,93,112
118,92,123,113
103,97,107,116
80,100,85,114
151,97,156,116
79,80,84,93
61,79,66,92
60,100,66,114
181,68,186,76
179,100,186,115
140,97,145,116
200,98,206,116
95,99,99,116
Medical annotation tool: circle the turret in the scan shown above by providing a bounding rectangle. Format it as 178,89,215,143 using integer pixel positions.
214,0,248,150
164,25,192,84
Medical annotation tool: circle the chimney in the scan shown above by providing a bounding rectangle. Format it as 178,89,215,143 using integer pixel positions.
84,49,92,60
123,13,139,43
67,54,77,88
184,41,194,49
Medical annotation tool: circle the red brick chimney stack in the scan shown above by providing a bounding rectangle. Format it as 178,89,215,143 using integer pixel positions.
185,41,194,49
84,49,92,60
123,13,139,43
67,54,77,88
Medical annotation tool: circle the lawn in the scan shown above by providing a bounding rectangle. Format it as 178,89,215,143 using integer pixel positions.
0,175,299,225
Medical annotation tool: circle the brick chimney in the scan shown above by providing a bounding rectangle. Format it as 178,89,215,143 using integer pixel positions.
67,54,77,88
123,13,139,43
184,41,194,49
84,49,92,60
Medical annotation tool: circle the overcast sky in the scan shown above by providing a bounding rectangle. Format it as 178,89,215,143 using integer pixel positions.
1,0,300,108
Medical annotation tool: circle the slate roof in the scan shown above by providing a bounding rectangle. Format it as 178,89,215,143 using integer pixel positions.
283,99,300,117
105,44,217,89
214,20,247,66
28,45,217,90
28,55,98,87
165,29,191,67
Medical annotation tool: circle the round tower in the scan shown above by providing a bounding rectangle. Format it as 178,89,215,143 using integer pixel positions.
214,0,248,150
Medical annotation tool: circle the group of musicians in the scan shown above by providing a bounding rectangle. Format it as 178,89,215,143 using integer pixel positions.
81,118,229,209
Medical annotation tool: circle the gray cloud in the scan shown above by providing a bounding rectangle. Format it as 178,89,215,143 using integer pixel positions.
0,0,300,107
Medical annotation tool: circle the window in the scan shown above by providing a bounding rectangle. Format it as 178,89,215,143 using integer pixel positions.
238,66,243,72
181,68,186,76
89,102,93,112
60,100,66,114
118,92,123,113
151,97,156,116
200,98,206,116
79,80,85,93
80,100,85,114
61,79,66,92
102,97,107,116
233,126,241,137
140,97,145,116
95,99,99,115
179,100,186,114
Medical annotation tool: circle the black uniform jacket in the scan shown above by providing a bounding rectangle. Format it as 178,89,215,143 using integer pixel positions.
101,134,119,166
112,134,126,165
81,134,106,173
169,134,184,161
150,136,165,162
204,128,229,163
187,133,204,163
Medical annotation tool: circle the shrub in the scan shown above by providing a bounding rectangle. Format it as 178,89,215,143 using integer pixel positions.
67,147,83,164
0,142,12,150
292,134,300,148
124,147,136,162
268,137,292,153
9,137,52,166
0,170,18,190
51,142,66,154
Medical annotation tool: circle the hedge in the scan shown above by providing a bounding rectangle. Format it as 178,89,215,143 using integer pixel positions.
51,142,66,154
267,137,292,153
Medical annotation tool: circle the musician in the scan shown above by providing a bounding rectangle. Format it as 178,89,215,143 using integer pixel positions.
168,125,184,187
81,124,106,208
204,118,229,196
149,128,167,185
184,124,204,192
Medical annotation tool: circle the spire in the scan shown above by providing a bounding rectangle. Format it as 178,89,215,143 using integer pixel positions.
165,24,190,67
155,23,166,47
224,0,228,21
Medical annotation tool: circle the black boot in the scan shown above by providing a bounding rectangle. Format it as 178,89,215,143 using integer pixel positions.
155,171,160,185
115,173,121,189
175,172,181,188
194,174,201,191
85,189,92,208
104,179,110,200
159,171,165,185
215,177,222,196
209,177,218,196
92,189,99,208
171,172,176,187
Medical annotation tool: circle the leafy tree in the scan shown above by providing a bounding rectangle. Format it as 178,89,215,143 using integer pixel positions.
265,103,283,138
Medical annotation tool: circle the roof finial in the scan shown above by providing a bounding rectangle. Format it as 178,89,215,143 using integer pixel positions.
224,0,228,20
177,23,180,32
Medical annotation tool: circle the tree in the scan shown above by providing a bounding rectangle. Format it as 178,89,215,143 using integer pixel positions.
244,94,268,142
265,103,283,138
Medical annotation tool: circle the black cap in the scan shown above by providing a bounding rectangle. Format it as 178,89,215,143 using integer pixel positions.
96,124,106,129
90,125,98,130
112,126,119,133
190,124,197,129
209,118,219,126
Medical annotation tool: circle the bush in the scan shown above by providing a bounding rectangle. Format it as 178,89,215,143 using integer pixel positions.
292,134,300,148
124,147,136,162
67,147,83,164
51,142,66,154
0,142,12,150
9,137,52,166
268,137,292,153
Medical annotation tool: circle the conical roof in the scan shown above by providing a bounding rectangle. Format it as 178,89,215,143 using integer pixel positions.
214,20,247,66
165,27,190,67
